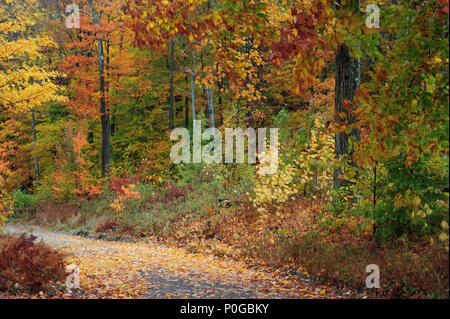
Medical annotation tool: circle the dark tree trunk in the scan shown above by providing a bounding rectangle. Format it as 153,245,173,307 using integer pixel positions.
106,39,116,136
333,43,360,190
87,0,110,177
98,39,110,177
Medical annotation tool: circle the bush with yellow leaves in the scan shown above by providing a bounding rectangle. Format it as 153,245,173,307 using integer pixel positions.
251,156,297,214
0,186,13,227
439,221,449,252
292,117,334,198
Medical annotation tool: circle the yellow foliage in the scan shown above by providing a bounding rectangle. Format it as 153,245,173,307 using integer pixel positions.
320,210,374,238
0,189,13,227
293,117,334,197
251,156,297,213
110,185,141,212
439,221,449,252
0,0,64,113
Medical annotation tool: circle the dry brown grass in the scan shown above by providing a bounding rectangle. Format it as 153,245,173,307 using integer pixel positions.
0,233,67,293
176,196,449,298
14,195,449,298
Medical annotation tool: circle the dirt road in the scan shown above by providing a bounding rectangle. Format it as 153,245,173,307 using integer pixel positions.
3,224,352,299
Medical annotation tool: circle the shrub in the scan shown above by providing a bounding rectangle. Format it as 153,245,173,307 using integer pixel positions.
108,176,139,194
0,233,67,293
109,183,140,213
9,189,52,216
251,156,297,214
179,162,252,188
292,116,334,197
285,232,449,297
161,183,189,203
347,156,450,242
0,190,13,227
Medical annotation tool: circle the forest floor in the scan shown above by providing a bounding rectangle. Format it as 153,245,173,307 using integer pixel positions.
2,224,359,299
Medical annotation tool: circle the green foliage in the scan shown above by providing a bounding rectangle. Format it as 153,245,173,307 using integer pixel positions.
363,156,448,241
177,162,255,200
10,190,44,213
331,0,450,242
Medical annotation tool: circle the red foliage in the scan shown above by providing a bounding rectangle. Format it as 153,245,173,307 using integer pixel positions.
161,183,192,203
109,176,131,194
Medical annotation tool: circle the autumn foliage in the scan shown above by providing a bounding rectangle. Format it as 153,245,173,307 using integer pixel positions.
0,0,448,298
0,233,67,293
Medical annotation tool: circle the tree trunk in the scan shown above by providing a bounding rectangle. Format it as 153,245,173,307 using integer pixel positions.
184,75,189,128
87,0,110,177
206,87,215,128
26,53,39,184
169,38,175,130
191,47,197,134
106,39,116,136
333,43,361,190
32,107,39,184
185,95,189,128
98,38,110,177
333,0,361,194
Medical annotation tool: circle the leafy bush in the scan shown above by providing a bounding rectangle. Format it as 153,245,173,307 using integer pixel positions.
0,190,13,227
349,156,449,242
10,189,50,215
161,183,190,203
177,163,254,200
251,157,297,214
109,183,141,213
292,116,334,197
11,190,36,210
95,218,118,233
